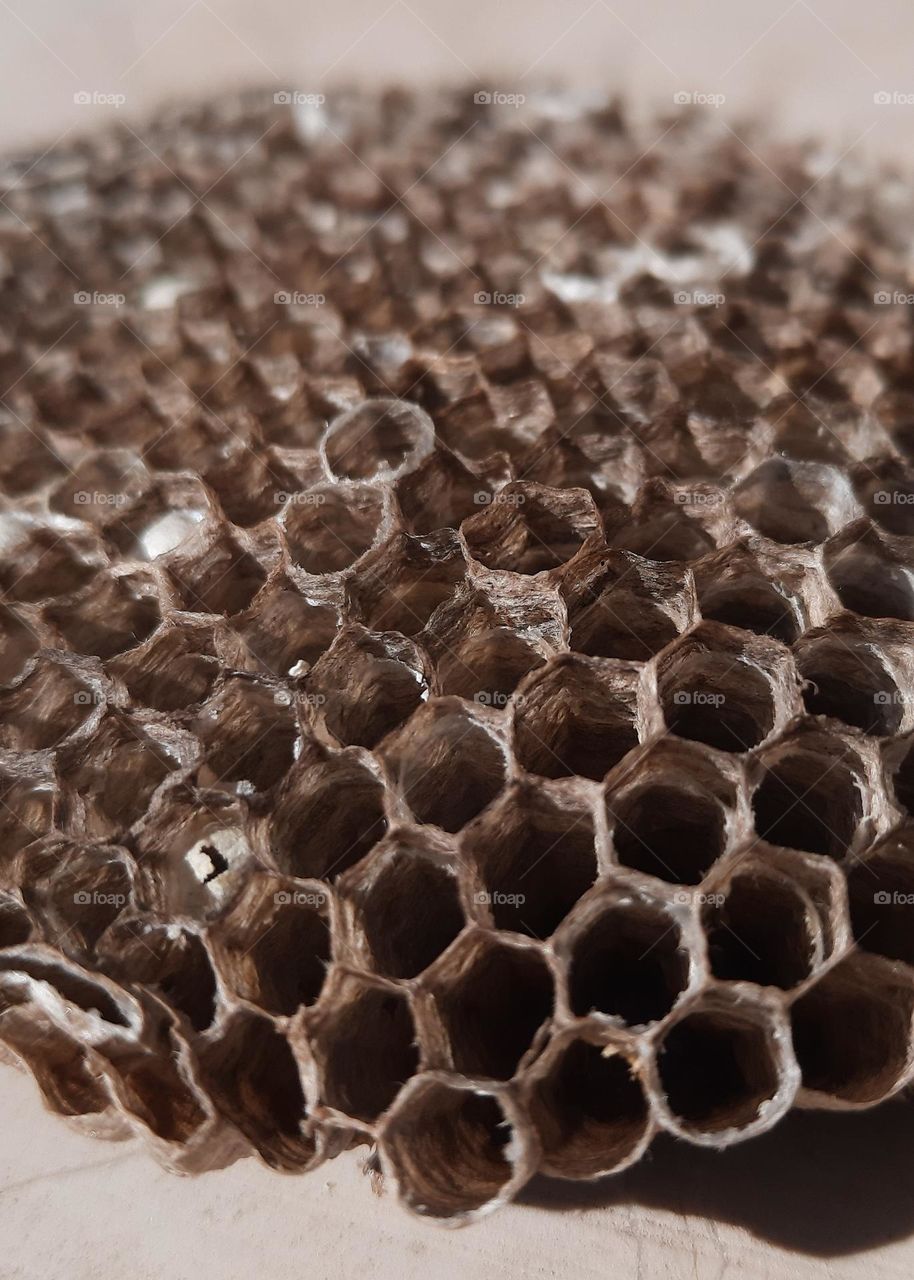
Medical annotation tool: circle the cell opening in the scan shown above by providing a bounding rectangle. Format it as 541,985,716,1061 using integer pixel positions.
568,903,689,1025
703,872,816,988
319,986,419,1123
752,757,861,859
360,856,464,979
658,1009,780,1132
611,786,726,885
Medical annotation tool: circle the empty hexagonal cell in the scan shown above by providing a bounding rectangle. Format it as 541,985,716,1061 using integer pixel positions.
165,525,267,616
846,829,914,966
734,459,859,544
562,550,695,661
791,954,914,1105
751,738,864,860
382,700,506,833
107,620,220,712
199,1011,318,1170
695,555,802,645
269,755,387,881
211,873,331,1017
607,749,731,885
96,917,217,1032
282,483,384,574
702,867,820,989
322,398,434,482
107,1043,210,1149
305,974,420,1124
0,516,102,603
308,627,430,749
656,995,793,1138
428,933,554,1081
795,622,906,735
340,835,464,979
59,715,179,838
220,579,338,676
657,624,794,754
50,449,148,524
195,679,297,792
395,446,488,534
0,892,32,948
109,475,211,561
612,494,716,563
0,657,103,751
19,840,135,955
200,445,300,527
825,527,914,621
380,1077,532,1220
513,656,642,782
0,762,55,870
45,569,162,660
0,604,40,684
524,1027,652,1179
346,530,467,635
463,783,598,938
461,483,599,575
0,1005,112,1119
562,893,691,1026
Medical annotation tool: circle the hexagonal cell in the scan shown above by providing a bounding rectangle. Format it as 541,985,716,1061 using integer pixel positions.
0,603,40,685
322,398,434,483
200,444,300,527
45,568,162,661
794,621,907,735
0,761,56,871
0,516,102,603
195,678,297,792
282,483,384,574
562,549,695,661
824,525,914,621
269,754,387,881
512,655,642,782
382,700,506,833
165,524,267,616
107,1041,210,1149
657,623,795,754
380,1076,532,1220
524,1027,652,1179
463,783,598,939
107,619,220,712
199,1011,318,1170
461,483,600,575
59,714,179,838
790,953,914,1105
427,933,554,1081
340,834,464,979
96,917,217,1032
846,828,914,966
308,627,430,749
0,892,32,948
612,490,717,563
656,994,792,1138
395,445,488,534
702,866,820,989
0,656,103,751
219,578,338,676
305,973,420,1124
50,449,148,525
733,459,859,544
210,873,331,1016
19,840,135,955
107,474,211,561
750,736,865,861
346,529,467,636
606,745,732,885
0,1004,112,1118
561,892,691,1026
695,548,803,644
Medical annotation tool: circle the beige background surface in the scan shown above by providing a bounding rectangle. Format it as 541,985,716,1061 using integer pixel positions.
3,2,914,1277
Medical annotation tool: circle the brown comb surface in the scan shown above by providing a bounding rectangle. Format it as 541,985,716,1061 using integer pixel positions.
1,86,914,1223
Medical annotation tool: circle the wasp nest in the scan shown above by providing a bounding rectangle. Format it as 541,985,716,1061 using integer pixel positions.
1,86,914,1224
